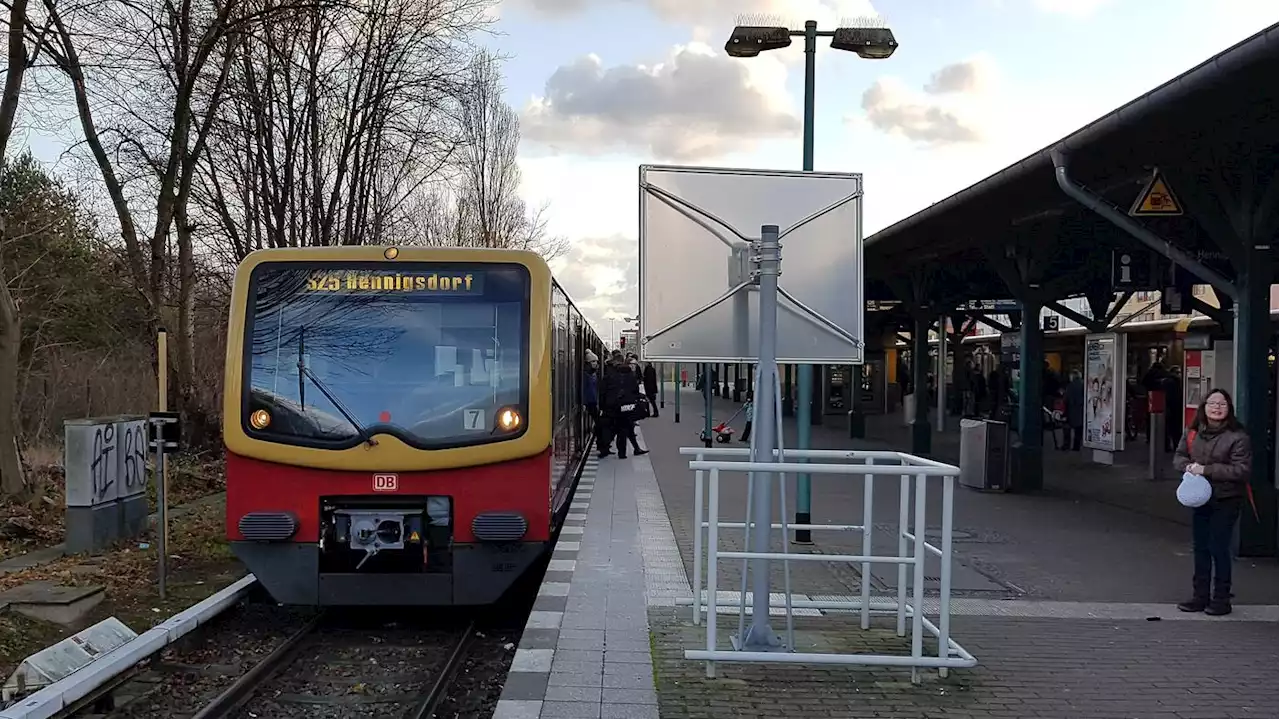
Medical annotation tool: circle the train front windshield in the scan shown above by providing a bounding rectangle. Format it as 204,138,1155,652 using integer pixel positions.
242,262,530,449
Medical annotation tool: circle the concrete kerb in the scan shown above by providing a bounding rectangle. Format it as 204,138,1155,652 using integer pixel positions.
495,426,673,719
493,455,596,719
0,573,257,719
0,492,227,576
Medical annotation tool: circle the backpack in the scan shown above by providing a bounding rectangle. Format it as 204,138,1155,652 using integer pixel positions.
1184,429,1259,521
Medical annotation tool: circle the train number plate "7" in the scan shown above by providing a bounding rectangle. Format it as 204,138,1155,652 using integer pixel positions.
373,474,399,492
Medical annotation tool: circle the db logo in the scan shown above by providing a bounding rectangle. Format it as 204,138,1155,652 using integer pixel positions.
372,474,399,492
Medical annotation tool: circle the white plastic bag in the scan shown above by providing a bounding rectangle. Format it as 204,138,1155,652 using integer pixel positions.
1176,471,1212,508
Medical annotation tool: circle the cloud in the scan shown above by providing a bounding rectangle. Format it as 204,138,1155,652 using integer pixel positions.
1032,0,1111,16
510,0,588,17
521,42,799,161
856,55,998,146
923,56,994,95
508,0,881,28
547,234,639,331
642,0,879,28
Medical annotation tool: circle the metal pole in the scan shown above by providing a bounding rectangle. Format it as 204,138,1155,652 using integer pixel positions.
155,436,168,600
703,362,713,448
660,363,666,408
794,19,818,546
741,224,783,651
156,327,169,599
936,316,947,433
674,362,681,423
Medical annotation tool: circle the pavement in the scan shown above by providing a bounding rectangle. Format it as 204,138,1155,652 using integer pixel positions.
653,384,1278,604
495,454,664,719
497,382,1278,719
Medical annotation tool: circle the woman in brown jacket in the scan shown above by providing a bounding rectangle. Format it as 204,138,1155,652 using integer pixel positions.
1172,388,1252,616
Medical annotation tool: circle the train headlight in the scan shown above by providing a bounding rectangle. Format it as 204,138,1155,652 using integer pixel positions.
497,407,522,432
383,246,399,260
249,409,272,430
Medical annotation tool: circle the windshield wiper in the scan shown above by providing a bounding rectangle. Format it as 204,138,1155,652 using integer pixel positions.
297,328,377,447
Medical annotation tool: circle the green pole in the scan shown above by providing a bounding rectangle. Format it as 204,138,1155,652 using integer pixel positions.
674,362,680,422
703,363,714,447
794,20,818,545
659,362,665,408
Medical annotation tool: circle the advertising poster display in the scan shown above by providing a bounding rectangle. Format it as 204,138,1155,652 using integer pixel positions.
1084,333,1126,452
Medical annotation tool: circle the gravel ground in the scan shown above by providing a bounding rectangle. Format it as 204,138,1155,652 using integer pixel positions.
430,625,521,719
232,618,467,719
89,601,320,719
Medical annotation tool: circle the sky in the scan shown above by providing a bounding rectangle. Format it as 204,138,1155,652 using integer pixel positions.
14,0,1278,344
491,0,1277,341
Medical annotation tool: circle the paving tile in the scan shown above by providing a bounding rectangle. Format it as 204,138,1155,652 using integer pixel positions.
555,649,605,664
500,672,550,700
492,700,542,719
550,658,603,675
511,648,554,672
600,704,660,719
557,637,606,652
539,700,602,719
604,650,652,664
544,685,603,703
519,628,560,650
601,673,654,690
601,688,658,705
548,670,604,688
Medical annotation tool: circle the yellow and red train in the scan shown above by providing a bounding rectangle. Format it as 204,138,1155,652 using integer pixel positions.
222,246,601,606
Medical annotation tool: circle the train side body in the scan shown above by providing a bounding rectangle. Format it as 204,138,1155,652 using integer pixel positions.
221,246,601,606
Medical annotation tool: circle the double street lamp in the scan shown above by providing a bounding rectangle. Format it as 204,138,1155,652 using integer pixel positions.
725,22,897,61
722,16,897,650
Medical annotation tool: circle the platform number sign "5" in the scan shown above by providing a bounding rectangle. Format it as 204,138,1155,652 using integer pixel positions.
373,473,398,492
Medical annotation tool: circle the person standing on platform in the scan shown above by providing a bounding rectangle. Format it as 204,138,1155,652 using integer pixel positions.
1173,388,1253,616
596,351,623,458
583,350,610,458
738,392,754,443
602,351,648,459
642,362,659,417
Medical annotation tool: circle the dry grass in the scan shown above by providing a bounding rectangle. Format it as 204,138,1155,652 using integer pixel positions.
0,442,227,562
0,498,245,679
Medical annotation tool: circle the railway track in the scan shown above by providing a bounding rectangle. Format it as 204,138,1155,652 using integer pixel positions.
189,612,475,719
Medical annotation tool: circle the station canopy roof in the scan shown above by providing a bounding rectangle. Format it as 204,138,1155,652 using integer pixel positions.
863,24,1279,308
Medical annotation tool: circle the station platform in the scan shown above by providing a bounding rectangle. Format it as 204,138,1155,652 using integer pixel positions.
498,384,1278,719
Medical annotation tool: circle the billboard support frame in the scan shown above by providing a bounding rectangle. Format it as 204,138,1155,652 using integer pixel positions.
637,164,865,365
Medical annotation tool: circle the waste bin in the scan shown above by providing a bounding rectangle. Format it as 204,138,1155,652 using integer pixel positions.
958,419,1009,492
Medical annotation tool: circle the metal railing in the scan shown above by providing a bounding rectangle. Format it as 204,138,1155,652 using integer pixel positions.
678,447,977,683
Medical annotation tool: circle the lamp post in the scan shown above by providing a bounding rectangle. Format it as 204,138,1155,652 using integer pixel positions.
727,17,896,546
724,18,897,649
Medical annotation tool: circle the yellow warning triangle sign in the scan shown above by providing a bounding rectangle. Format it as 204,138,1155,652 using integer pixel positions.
1129,170,1182,216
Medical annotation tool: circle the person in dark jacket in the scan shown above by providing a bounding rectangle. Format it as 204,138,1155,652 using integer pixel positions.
642,362,659,417
1172,388,1252,616
1064,370,1084,451
582,350,610,457
601,352,648,458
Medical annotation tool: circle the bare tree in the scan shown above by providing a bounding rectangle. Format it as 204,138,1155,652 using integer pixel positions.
193,0,494,257
426,51,566,259
29,0,317,442
0,0,34,494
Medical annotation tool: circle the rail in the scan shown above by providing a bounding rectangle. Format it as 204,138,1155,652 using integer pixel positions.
0,574,259,719
678,447,978,683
